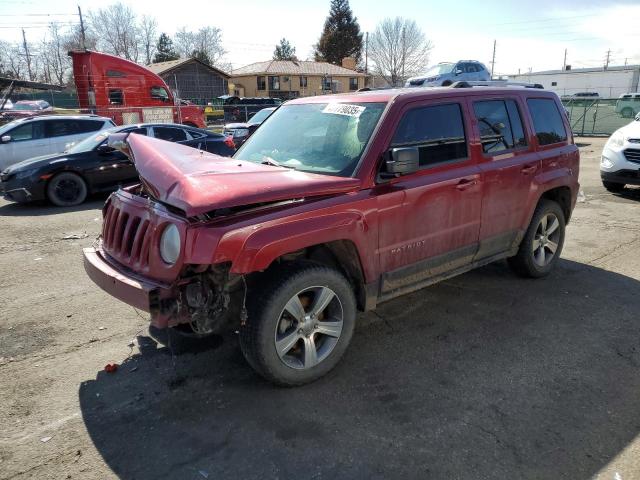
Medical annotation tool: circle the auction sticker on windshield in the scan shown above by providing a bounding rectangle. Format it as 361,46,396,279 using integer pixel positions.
322,103,366,118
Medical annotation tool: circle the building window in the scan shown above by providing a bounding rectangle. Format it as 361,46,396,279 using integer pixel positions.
551,81,557,86
268,76,280,90
300,76,307,88
322,76,332,91
108,89,123,105
257,76,266,91
349,77,358,90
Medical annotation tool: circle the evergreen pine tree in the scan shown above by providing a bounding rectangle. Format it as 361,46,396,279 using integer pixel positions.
273,38,296,60
314,0,363,65
153,33,180,63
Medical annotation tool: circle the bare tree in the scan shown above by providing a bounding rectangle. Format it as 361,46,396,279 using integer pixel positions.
173,26,227,68
39,23,70,85
140,15,158,65
89,3,141,61
368,17,433,87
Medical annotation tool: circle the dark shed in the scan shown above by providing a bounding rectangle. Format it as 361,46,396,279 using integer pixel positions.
147,58,229,105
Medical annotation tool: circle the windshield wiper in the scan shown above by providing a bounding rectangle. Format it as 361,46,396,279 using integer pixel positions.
260,156,296,169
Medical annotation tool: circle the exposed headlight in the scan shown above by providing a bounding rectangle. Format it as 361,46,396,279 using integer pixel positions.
600,156,614,169
233,128,249,138
159,223,180,265
606,131,625,149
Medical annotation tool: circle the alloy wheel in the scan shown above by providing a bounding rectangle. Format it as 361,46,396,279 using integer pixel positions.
532,213,561,267
274,286,344,370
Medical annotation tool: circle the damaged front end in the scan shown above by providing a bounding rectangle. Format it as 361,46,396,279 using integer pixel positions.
160,264,245,335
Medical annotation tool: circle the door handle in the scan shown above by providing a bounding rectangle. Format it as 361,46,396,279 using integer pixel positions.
456,178,477,191
521,164,538,174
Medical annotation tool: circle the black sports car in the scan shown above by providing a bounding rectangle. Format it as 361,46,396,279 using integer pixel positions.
0,123,236,206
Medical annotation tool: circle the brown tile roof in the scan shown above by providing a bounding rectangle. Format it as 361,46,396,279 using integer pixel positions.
147,58,230,78
232,60,365,77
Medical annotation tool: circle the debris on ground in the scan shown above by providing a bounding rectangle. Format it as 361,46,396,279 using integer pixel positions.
98,326,106,330
40,436,52,443
198,470,209,478
104,363,118,373
61,233,88,240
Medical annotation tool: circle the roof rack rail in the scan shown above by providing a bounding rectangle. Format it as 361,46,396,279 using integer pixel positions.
450,80,544,89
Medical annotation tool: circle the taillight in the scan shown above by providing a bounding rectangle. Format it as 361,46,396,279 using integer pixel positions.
224,136,236,150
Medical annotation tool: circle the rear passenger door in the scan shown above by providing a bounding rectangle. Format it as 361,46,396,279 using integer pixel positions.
375,100,482,295
472,97,539,260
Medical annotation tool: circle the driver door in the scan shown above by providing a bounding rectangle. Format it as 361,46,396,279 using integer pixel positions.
374,99,482,297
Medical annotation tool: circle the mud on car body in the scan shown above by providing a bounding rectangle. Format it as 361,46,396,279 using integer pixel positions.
84,86,580,386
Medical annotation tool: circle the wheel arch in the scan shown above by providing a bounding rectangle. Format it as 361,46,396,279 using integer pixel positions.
539,185,572,223
44,168,92,198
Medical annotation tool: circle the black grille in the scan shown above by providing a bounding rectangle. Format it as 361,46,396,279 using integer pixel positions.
623,148,640,163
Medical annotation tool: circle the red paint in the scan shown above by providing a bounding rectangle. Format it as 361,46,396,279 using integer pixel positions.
85,87,580,328
69,50,205,128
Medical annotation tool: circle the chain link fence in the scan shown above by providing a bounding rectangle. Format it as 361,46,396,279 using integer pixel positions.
561,98,636,136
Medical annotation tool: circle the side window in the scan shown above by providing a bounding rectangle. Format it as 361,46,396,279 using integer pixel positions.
76,120,106,134
7,122,38,141
473,99,527,154
45,120,84,138
153,127,187,142
526,98,567,146
188,129,206,139
150,86,169,102
128,127,147,136
391,103,468,167
108,89,124,105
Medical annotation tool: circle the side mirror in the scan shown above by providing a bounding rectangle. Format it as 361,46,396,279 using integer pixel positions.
454,69,463,76
1,135,11,143
385,147,419,175
635,113,640,121
97,144,115,154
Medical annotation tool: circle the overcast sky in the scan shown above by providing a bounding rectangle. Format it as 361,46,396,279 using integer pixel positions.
1,0,639,75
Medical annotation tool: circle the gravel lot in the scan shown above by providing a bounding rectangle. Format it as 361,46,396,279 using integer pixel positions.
1,137,639,480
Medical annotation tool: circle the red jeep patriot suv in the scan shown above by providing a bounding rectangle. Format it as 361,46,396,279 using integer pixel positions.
84,85,579,385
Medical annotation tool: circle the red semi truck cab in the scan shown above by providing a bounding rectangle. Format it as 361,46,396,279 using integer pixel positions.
69,50,206,128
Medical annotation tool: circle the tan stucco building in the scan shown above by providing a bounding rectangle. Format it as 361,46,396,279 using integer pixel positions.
230,59,366,99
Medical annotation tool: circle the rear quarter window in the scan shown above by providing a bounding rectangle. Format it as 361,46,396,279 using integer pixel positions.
526,98,567,146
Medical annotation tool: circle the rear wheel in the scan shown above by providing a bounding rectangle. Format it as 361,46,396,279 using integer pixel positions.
508,199,565,278
46,172,87,207
240,262,356,386
602,180,625,193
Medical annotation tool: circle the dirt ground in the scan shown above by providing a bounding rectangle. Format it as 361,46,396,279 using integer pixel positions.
1,137,639,480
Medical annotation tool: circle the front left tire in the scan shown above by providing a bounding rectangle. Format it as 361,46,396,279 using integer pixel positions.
240,262,356,386
46,172,88,207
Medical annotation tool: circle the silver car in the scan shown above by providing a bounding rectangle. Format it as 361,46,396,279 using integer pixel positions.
0,115,115,170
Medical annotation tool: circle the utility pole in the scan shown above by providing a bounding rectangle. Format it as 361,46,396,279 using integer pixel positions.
78,5,86,50
490,40,496,78
364,32,368,76
563,48,567,70
605,49,611,70
21,29,33,81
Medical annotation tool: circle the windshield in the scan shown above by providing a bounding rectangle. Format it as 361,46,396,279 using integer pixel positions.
424,63,455,76
66,129,114,153
248,108,274,125
234,102,386,177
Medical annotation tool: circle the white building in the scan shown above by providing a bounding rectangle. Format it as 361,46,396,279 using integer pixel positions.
508,65,640,98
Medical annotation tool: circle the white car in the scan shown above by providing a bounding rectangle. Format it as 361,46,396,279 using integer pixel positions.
615,93,640,119
0,115,115,170
600,115,640,192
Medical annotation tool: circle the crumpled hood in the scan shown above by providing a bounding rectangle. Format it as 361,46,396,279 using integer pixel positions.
115,133,362,217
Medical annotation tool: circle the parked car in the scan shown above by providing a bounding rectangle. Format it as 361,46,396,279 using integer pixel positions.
223,107,276,146
600,115,640,192
83,85,579,386
221,96,282,122
0,115,115,170
615,92,640,118
0,100,53,122
0,99,13,110
0,123,236,206
405,61,491,87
